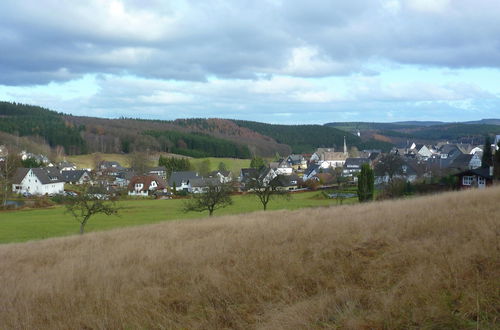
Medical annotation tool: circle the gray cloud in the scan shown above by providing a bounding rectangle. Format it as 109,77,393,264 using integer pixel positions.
1,0,500,85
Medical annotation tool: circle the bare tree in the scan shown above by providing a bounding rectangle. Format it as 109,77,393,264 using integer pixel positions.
246,171,290,211
374,154,405,182
0,153,21,207
128,151,151,174
183,182,233,216
65,185,119,234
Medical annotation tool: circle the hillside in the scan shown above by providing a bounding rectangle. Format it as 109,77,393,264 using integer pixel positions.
234,120,394,153
327,120,500,145
1,187,498,328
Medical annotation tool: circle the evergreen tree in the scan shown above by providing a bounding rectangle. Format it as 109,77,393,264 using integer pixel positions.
250,157,265,169
482,136,493,168
357,163,374,202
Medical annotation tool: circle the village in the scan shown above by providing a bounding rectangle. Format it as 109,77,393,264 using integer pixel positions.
2,134,499,203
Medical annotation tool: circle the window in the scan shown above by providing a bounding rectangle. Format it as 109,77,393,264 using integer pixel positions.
478,177,486,186
462,176,474,186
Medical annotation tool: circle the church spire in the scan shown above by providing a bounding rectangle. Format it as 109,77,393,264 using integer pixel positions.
343,136,347,155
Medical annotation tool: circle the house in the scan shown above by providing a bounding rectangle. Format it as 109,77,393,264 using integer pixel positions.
375,161,418,184
239,167,277,191
128,175,168,196
342,158,371,179
168,171,200,192
286,154,307,170
495,135,500,150
208,170,232,183
274,174,300,191
61,170,92,185
98,161,121,169
114,170,136,188
148,166,167,180
412,144,433,159
269,159,293,175
303,164,321,181
439,144,463,160
0,145,7,161
11,167,64,195
57,161,77,171
454,167,494,189
448,153,482,172
189,178,221,194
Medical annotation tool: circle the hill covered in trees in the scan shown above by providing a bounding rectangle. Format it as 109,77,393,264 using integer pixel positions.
327,120,500,145
234,120,394,153
0,101,86,154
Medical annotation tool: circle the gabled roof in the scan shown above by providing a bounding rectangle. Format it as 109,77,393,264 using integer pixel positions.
287,154,305,164
439,144,461,154
11,168,30,184
168,171,199,187
12,167,64,184
304,164,320,177
449,154,474,168
128,175,167,191
240,168,258,178
61,170,90,182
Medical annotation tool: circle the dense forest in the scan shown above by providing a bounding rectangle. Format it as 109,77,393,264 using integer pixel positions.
234,120,393,153
0,102,87,154
381,124,500,141
144,130,251,158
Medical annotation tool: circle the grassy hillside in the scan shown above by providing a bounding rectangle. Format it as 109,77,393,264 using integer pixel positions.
66,153,251,174
0,191,354,243
1,187,498,328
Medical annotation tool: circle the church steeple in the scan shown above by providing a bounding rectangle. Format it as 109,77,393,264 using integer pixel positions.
343,136,347,155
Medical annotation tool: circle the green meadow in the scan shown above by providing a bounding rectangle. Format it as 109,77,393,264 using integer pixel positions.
0,191,357,244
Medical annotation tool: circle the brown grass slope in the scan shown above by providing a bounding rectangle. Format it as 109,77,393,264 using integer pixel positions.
1,188,499,329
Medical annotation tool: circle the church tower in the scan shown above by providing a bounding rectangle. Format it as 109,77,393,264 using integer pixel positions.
343,136,347,155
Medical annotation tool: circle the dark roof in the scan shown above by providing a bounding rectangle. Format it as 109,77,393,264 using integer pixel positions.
449,154,474,169
454,167,493,180
439,144,460,154
11,168,30,184
149,166,166,172
168,171,199,187
57,161,76,168
240,168,258,178
61,170,90,182
287,154,305,164
304,164,320,177
344,158,370,168
190,178,220,188
369,152,380,161
12,167,64,184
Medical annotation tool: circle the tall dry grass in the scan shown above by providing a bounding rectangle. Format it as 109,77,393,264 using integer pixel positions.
0,187,499,329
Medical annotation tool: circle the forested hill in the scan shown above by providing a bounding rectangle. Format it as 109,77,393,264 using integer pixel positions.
0,101,87,154
326,120,500,144
233,120,394,153
0,101,393,157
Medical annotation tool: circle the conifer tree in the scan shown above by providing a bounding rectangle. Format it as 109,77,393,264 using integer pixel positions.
357,163,374,202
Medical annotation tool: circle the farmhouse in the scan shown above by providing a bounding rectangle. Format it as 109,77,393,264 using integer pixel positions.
11,167,64,195
168,171,200,192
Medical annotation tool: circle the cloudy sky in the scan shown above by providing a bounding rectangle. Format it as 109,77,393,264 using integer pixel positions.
1,0,499,124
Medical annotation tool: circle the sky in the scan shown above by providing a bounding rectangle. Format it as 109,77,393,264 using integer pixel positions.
0,0,500,124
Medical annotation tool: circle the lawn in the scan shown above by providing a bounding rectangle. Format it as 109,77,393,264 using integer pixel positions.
67,153,251,174
0,191,356,244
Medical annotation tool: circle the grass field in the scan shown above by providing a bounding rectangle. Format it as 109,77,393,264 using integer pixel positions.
0,191,355,244
67,153,251,174
1,187,498,329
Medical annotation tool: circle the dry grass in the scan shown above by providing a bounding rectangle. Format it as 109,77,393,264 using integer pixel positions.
1,187,499,329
